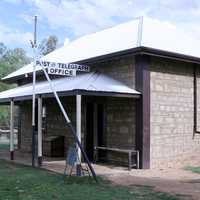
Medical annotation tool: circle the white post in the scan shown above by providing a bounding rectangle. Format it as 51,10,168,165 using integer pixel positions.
10,99,14,160
76,95,81,175
137,16,143,47
38,96,42,166
31,15,37,167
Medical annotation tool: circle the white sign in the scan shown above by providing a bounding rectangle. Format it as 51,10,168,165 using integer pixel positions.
47,67,76,76
36,60,90,76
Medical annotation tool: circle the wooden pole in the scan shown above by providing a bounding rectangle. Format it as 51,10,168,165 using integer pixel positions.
10,99,14,160
76,95,81,175
38,96,42,166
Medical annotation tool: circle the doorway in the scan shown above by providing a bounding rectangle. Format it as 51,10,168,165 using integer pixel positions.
86,102,105,162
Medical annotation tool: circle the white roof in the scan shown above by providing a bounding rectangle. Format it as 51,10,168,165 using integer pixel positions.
3,17,200,80
0,72,140,102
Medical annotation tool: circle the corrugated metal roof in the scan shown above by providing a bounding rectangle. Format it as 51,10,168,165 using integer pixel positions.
3,17,200,81
0,72,140,102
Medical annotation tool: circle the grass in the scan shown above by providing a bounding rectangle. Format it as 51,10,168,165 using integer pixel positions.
184,166,200,174
0,160,180,200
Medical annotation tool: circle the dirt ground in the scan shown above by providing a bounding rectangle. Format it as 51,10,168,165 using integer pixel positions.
100,154,200,200
42,161,200,200
107,168,200,200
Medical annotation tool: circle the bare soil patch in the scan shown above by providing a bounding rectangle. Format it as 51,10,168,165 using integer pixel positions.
106,168,200,200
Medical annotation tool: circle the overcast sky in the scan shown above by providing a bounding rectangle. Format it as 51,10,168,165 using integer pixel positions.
0,0,200,55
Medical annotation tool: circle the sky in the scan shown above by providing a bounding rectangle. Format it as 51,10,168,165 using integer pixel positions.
0,0,200,56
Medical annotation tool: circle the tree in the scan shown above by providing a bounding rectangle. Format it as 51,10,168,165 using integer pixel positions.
1,48,30,78
38,35,58,56
0,44,31,127
0,35,58,127
0,43,7,58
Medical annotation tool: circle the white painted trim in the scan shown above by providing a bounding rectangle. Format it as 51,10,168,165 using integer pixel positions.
10,100,14,152
76,95,81,163
38,96,42,157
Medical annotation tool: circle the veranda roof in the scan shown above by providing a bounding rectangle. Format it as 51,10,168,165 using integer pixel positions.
3,17,200,81
0,72,140,103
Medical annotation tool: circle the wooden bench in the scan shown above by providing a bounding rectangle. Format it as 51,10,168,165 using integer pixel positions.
94,146,139,170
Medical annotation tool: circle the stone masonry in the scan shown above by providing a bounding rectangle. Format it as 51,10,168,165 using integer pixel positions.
20,97,87,155
92,55,135,88
105,97,136,164
150,57,200,169
20,101,34,152
18,53,200,169
19,55,137,166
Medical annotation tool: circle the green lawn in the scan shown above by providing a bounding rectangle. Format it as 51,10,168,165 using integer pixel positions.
0,160,179,200
184,166,200,174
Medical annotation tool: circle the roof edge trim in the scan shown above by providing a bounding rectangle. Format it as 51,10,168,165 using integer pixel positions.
3,46,200,83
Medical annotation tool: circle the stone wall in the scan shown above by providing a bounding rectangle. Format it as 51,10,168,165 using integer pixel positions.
106,97,136,148
19,55,137,163
92,55,135,89
20,97,85,154
44,97,76,155
19,96,136,163
18,53,200,169
150,57,200,169
20,101,33,152
89,56,136,164
105,97,136,164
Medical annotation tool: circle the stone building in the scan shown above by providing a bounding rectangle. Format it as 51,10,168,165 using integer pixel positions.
0,17,200,169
